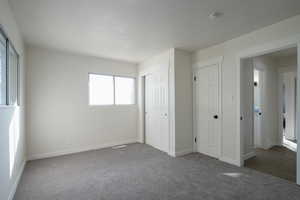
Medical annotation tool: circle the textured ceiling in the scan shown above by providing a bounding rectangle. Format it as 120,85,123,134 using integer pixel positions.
9,0,300,63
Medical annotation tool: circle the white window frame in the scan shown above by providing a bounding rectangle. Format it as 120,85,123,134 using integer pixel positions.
88,73,136,106
0,27,8,106
0,25,20,107
8,42,20,106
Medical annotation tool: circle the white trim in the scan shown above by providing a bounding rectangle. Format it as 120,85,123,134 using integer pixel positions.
175,148,193,157
192,56,223,158
237,35,300,59
236,35,300,184
283,137,297,152
219,156,241,167
28,139,138,161
192,56,223,69
296,42,300,185
243,151,256,161
8,160,26,200
0,105,19,109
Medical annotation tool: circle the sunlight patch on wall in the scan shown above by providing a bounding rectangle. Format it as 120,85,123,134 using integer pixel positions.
9,107,20,178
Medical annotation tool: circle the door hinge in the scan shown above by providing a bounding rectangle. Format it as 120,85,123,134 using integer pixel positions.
194,137,197,143
194,76,197,81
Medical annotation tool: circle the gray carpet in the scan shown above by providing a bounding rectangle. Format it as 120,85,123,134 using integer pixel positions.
14,143,300,200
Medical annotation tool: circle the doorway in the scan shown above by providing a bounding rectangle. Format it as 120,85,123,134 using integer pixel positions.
240,46,298,182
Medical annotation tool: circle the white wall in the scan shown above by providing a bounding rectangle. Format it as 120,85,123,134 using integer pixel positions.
192,14,300,167
174,49,193,155
26,46,138,160
240,58,254,159
0,0,26,199
277,55,297,143
254,56,279,149
282,71,297,140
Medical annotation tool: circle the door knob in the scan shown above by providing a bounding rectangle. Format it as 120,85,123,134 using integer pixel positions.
214,115,218,119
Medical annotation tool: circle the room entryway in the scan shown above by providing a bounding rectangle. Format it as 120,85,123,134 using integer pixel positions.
240,46,298,183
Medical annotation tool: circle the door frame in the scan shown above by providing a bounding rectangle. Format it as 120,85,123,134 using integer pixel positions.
236,35,300,184
192,56,223,157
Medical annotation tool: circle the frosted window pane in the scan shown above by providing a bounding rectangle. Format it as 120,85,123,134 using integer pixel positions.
115,77,135,105
89,74,114,105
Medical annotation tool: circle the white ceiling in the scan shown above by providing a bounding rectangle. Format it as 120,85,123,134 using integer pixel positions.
9,0,300,63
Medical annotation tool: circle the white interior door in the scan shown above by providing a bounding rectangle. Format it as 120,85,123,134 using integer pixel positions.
145,67,169,153
194,64,221,158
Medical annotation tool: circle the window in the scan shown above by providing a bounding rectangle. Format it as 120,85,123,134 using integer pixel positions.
0,29,6,105
0,27,20,106
115,77,135,105
8,43,19,106
89,74,135,105
89,74,114,105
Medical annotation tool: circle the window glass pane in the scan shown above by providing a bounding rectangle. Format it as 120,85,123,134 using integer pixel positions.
8,44,18,106
89,74,114,105
0,32,6,105
115,77,135,105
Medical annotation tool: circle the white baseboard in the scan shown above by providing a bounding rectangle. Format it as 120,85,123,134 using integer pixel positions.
168,151,176,157
28,139,138,161
243,151,256,161
8,160,26,200
175,148,193,157
220,156,241,167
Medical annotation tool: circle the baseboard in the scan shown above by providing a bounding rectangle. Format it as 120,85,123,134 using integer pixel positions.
168,151,176,157
8,160,26,200
28,139,138,161
220,156,241,167
243,151,256,161
175,148,193,157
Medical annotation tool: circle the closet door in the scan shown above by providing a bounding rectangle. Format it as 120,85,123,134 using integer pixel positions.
145,67,169,153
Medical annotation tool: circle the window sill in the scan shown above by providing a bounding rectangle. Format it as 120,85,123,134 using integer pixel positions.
0,105,20,109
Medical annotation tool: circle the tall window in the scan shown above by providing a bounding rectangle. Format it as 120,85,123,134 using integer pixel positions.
89,74,135,105
0,27,20,106
0,29,6,105
9,43,19,106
